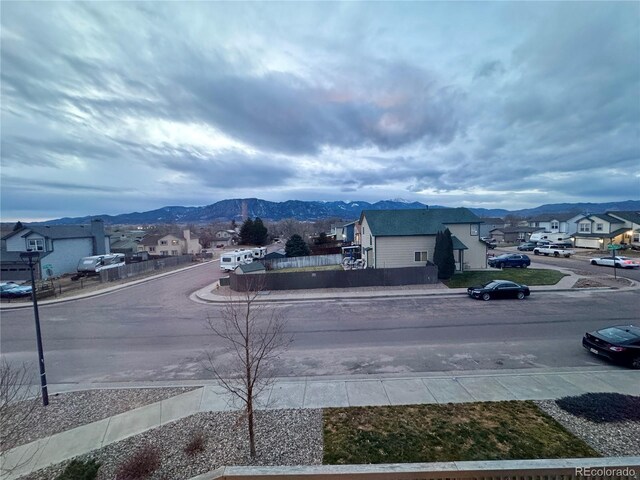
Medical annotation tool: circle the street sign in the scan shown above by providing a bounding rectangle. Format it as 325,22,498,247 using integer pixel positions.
607,244,621,250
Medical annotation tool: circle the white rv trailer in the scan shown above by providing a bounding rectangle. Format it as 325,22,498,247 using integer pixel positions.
73,254,125,280
529,232,572,244
251,247,267,259
220,249,254,272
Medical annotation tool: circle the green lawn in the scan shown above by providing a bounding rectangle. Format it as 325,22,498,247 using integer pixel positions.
444,269,567,288
323,402,599,465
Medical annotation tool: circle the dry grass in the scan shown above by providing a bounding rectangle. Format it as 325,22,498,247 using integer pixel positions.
323,401,599,464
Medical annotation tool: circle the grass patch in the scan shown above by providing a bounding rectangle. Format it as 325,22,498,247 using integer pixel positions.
274,264,343,273
444,269,567,288
323,401,598,464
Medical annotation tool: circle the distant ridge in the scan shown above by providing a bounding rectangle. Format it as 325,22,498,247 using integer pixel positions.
30,199,640,225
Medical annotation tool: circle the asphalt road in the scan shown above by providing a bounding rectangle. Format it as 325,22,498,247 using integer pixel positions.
1,259,639,384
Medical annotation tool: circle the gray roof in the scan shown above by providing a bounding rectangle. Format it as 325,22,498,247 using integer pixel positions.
360,208,481,237
577,213,625,224
528,213,577,222
479,217,505,224
2,225,103,241
607,211,640,224
451,236,468,250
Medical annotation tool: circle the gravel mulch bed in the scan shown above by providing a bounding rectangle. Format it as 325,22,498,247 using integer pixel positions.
573,277,633,289
21,409,323,480
535,400,640,456
2,388,198,452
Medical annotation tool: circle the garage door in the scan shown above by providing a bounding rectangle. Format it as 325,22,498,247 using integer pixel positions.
575,238,601,249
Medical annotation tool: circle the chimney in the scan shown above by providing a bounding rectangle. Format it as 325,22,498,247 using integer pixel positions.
91,219,106,255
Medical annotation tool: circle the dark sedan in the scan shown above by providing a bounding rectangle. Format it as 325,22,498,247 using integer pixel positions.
488,254,531,269
467,280,530,301
583,325,640,369
517,242,537,251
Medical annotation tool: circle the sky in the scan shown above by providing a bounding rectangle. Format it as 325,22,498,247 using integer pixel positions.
1,2,639,222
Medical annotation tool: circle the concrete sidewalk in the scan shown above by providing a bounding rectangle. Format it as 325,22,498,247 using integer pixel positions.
3,366,639,479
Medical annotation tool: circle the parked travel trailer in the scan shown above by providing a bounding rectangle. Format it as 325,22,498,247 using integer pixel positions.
220,249,254,272
251,247,267,259
529,232,572,244
72,254,125,280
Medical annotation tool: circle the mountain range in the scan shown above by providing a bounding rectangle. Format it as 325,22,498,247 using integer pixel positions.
30,199,640,226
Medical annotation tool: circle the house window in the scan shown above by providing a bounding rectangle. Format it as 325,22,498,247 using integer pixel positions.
369,235,372,244
414,251,428,262
171,240,179,245
595,223,604,232
579,223,591,233
551,221,559,230
470,224,479,236
633,232,640,243
149,246,156,252
161,251,168,256
171,250,179,255
27,238,44,251
518,232,525,240
160,240,168,245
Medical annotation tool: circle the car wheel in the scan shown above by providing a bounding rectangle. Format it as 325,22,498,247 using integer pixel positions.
615,263,621,268
590,260,597,265
517,291,525,300
631,356,640,369
498,263,504,269
534,250,539,255
554,252,559,257
482,293,491,301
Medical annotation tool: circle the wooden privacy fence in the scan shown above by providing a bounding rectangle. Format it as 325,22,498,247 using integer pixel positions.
263,254,342,270
99,255,194,282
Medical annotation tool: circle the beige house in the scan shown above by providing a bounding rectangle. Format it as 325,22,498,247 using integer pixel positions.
574,212,639,249
359,208,486,271
139,229,201,256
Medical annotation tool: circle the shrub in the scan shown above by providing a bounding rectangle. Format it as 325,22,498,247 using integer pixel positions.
115,444,161,480
55,459,101,480
184,430,207,456
556,393,640,423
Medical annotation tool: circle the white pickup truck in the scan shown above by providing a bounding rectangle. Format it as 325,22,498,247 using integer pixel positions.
533,244,575,257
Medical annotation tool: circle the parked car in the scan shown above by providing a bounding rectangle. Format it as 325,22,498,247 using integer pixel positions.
517,242,538,251
590,256,640,269
467,280,530,301
216,244,225,248
0,282,33,298
582,325,640,369
488,254,531,269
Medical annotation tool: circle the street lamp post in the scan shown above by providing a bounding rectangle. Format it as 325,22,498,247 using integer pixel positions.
19,250,49,406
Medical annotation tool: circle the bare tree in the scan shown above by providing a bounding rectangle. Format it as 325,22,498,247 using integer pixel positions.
0,358,40,474
204,276,292,458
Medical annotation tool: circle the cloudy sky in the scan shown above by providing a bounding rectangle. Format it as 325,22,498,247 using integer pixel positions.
1,2,639,221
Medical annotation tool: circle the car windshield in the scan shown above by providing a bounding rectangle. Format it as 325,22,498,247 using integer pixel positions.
597,327,639,343
482,281,501,289
494,255,509,260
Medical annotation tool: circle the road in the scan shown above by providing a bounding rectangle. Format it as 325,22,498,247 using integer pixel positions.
1,258,639,384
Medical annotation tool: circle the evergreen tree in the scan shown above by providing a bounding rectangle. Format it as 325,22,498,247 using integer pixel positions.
239,218,254,245
441,228,456,279
434,228,456,279
285,234,310,257
253,217,268,246
12,221,23,231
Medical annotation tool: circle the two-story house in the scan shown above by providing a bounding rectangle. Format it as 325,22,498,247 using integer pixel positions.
573,213,628,249
138,229,201,256
606,211,640,247
1,219,110,281
527,213,582,235
359,208,485,271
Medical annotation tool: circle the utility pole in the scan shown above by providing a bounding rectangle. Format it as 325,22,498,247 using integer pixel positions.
19,251,49,406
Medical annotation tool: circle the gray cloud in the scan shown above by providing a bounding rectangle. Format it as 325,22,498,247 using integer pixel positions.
1,2,638,220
